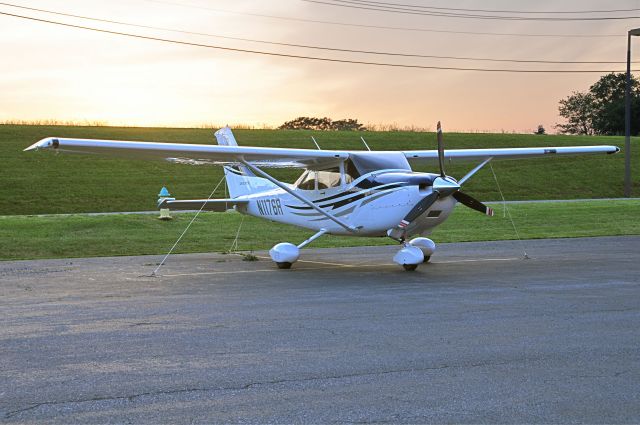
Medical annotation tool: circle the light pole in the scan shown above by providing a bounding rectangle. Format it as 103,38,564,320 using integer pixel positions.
624,28,640,197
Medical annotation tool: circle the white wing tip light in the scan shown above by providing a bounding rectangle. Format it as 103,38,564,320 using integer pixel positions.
24,137,59,152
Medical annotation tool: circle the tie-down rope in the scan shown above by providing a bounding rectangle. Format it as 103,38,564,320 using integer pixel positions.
150,175,226,276
489,163,530,260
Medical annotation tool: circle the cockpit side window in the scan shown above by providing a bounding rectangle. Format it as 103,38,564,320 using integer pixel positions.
294,170,317,190
295,166,346,190
345,159,360,183
316,168,341,189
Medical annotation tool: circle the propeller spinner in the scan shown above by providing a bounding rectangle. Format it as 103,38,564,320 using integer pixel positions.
388,122,494,242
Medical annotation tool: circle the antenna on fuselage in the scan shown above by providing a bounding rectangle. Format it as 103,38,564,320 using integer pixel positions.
311,136,322,150
360,136,371,151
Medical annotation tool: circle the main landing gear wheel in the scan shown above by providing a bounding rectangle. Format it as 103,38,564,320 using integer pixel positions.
423,256,431,263
269,243,300,269
403,264,418,271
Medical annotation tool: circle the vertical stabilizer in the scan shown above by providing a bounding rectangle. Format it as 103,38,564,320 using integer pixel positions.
214,126,239,147
214,127,273,198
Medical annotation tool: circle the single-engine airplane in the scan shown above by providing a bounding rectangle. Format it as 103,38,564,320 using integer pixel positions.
25,123,619,270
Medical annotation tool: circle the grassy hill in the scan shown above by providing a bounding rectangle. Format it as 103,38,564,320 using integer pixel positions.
1,124,638,215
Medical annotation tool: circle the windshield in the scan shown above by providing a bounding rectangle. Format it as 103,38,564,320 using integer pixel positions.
350,152,411,174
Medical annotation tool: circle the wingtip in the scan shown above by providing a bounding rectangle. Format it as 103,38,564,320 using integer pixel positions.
24,139,44,151
24,137,59,152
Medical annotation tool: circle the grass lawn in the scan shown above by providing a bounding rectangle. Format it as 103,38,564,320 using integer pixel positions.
2,200,638,260
1,124,638,215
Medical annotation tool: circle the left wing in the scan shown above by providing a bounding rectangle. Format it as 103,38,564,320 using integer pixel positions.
403,145,619,165
24,137,348,169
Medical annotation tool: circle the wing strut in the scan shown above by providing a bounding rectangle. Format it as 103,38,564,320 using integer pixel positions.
459,157,493,185
298,228,328,248
240,161,358,233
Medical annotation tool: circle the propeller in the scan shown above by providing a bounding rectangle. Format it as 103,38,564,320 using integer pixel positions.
388,122,494,242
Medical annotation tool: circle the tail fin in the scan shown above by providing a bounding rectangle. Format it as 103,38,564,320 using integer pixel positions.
214,127,274,198
214,126,239,147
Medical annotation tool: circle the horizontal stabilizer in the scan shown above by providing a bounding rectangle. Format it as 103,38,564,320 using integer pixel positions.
158,198,248,212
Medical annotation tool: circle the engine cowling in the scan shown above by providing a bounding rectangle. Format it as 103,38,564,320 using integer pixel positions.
371,172,438,188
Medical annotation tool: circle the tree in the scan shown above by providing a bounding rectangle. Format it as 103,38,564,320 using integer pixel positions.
331,118,366,131
278,117,366,131
557,73,640,136
590,73,638,135
557,92,596,135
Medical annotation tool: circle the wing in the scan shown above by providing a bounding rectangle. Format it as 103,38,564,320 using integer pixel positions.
403,145,619,164
25,135,619,169
24,137,348,169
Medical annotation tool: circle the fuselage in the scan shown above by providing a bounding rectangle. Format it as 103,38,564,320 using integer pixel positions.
234,169,457,237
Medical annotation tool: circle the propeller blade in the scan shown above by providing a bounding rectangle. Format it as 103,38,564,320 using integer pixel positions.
453,191,494,216
404,192,439,223
388,192,440,241
437,121,445,178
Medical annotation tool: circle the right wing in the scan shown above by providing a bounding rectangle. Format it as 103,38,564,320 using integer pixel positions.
24,137,348,169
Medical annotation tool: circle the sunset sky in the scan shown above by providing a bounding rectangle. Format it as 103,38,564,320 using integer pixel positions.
1,0,638,132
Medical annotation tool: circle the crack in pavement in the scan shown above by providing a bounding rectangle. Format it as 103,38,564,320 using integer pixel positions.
4,358,523,419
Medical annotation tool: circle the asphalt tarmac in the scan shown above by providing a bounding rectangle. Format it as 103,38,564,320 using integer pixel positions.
1,236,639,424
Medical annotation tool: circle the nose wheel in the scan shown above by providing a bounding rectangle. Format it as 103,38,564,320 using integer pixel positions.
392,237,436,271
393,245,424,271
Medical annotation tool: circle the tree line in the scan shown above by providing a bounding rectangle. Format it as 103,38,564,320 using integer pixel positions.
278,117,366,131
277,73,639,136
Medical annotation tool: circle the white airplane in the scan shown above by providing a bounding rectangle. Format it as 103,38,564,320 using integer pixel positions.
25,123,619,270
